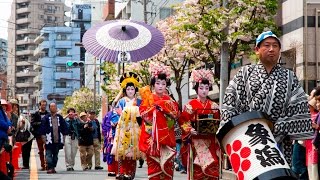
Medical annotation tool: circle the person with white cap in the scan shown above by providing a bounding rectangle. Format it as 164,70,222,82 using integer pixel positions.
219,31,313,168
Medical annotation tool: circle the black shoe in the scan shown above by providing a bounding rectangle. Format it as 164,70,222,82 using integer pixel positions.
123,175,132,180
95,166,103,170
108,172,116,177
71,167,74,171
22,166,29,169
67,168,72,171
138,165,143,168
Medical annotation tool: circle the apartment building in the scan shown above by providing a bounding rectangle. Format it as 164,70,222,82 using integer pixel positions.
33,27,81,110
7,0,69,111
0,39,8,99
278,0,320,94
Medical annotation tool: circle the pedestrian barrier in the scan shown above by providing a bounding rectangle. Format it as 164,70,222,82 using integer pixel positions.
12,143,22,170
0,150,10,176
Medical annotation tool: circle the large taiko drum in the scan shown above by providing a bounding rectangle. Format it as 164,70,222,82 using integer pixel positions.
216,111,297,180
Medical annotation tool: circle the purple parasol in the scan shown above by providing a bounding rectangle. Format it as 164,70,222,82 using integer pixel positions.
82,19,165,63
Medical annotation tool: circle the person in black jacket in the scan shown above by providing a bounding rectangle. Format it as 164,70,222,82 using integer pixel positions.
30,99,49,171
88,110,103,170
78,112,94,170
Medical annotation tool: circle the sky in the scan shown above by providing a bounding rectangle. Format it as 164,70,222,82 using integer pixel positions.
0,0,13,40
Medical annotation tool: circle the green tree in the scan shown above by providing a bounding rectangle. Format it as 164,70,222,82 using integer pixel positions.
100,62,120,103
62,87,101,116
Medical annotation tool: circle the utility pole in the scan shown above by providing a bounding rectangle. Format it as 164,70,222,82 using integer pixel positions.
93,58,97,111
143,0,147,23
219,0,229,107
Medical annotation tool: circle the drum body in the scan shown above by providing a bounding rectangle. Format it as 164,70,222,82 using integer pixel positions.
217,111,297,180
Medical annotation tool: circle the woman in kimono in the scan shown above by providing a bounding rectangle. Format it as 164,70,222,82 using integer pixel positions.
111,72,142,180
139,63,180,179
178,69,220,179
102,105,118,177
305,88,319,179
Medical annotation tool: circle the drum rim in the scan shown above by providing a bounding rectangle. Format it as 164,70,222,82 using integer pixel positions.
216,111,270,143
252,168,297,180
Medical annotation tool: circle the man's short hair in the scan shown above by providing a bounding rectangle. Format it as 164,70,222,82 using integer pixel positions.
67,108,76,113
39,99,47,106
88,110,96,114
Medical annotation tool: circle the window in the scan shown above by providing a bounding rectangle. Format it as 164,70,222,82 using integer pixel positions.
56,66,67,72
56,49,67,56
56,81,67,88
56,33,68,40
43,48,49,57
39,15,44,19
159,7,174,20
39,4,44,9
47,16,52,22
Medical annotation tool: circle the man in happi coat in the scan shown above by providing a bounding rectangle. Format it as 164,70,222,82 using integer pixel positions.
219,31,313,164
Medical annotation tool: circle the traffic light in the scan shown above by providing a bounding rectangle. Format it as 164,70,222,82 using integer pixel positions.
66,61,85,68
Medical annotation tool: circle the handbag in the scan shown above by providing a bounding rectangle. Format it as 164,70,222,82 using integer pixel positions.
15,130,31,142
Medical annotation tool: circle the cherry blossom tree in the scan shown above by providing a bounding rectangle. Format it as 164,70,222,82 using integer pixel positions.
62,87,101,115
173,0,279,79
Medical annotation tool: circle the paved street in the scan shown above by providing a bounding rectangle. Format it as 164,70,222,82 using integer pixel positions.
15,142,188,180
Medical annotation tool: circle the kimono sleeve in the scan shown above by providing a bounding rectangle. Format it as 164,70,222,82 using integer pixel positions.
276,71,313,140
101,112,112,136
178,103,194,135
219,67,245,130
139,100,154,124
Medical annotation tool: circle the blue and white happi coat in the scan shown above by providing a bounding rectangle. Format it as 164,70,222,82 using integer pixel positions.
40,114,67,150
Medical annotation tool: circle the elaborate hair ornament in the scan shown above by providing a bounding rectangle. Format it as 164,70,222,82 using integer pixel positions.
191,69,214,86
148,62,171,79
120,72,141,89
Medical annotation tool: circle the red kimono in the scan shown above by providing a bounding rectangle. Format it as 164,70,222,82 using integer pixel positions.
178,99,220,180
139,93,179,180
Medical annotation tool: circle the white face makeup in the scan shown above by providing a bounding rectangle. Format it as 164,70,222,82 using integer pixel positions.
154,79,167,95
197,83,210,99
126,86,136,99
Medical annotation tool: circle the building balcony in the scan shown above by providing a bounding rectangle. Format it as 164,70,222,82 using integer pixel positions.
16,38,34,45
34,36,44,44
54,72,73,80
16,28,38,35
33,46,44,57
16,17,30,24
55,41,72,48
16,49,34,56
33,75,41,84
16,59,36,66
17,7,31,14
16,71,37,77
55,56,72,64
33,61,42,71
16,82,37,88
54,87,72,94
17,0,30,3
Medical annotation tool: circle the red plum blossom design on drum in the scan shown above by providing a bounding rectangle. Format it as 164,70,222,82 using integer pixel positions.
226,140,251,180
